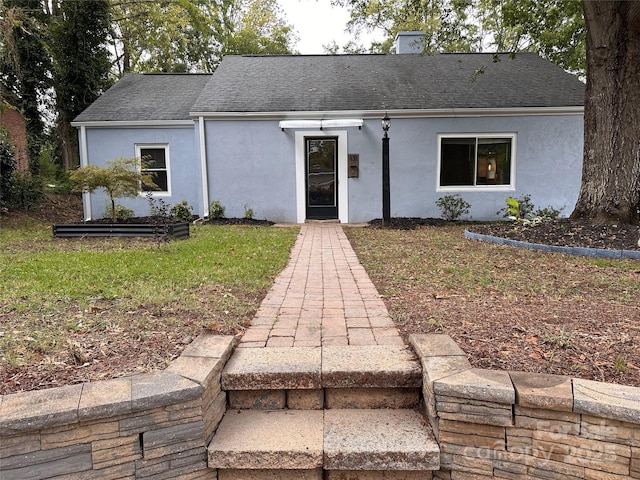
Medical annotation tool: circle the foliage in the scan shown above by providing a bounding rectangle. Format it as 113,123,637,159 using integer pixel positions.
501,194,563,227
49,0,112,170
435,194,471,221
534,205,564,221
243,204,254,220
110,0,233,74
170,201,194,222
209,200,226,219
70,157,157,222
38,142,73,193
145,192,169,219
334,0,585,75
500,194,534,220
0,136,16,210
224,0,296,55
104,204,134,221
5,173,43,209
0,0,50,174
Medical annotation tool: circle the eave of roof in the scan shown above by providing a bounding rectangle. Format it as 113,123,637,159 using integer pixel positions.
190,106,584,121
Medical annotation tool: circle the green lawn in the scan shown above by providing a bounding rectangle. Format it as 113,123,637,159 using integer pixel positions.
0,224,298,390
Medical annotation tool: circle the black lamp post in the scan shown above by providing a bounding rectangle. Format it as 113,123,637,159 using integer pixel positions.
381,113,391,226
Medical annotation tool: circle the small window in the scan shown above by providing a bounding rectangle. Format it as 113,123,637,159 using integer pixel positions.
438,135,514,189
137,145,169,193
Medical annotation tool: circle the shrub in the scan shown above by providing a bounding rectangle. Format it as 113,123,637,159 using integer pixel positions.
244,204,254,220
435,194,471,221
146,192,169,218
209,200,225,219
104,204,134,221
0,139,17,210
170,201,194,221
70,157,157,222
499,194,535,220
534,205,564,220
6,173,43,209
501,195,564,227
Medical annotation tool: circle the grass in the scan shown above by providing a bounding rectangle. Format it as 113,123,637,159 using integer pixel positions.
345,226,640,301
0,223,299,380
345,224,640,386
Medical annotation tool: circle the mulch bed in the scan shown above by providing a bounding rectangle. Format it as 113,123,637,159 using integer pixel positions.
469,219,640,251
205,218,274,226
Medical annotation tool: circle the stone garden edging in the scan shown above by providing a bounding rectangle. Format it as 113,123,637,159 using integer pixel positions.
411,334,640,479
0,335,234,480
465,229,640,259
2,333,639,479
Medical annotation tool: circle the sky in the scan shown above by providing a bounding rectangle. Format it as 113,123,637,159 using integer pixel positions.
279,0,382,54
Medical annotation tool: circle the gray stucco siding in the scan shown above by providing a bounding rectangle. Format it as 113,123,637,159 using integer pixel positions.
205,120,297,222
83,127,203,219
345,114,583,222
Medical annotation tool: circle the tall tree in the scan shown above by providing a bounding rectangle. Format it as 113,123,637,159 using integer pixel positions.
0,0,50,174
224,0,296,55
334,0,585,74
570,1,640,224
110,0,233,74
49,0,111,170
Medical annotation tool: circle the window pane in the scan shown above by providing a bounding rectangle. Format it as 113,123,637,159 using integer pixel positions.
140,148,166,169
142,171,168,192
440,138,475,186
476,138,511,185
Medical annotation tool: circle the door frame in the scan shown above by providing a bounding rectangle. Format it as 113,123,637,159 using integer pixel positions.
305,136,339,220
295,130,348,223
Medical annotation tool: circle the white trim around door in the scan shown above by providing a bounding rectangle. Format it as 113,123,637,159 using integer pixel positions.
295,130,348,223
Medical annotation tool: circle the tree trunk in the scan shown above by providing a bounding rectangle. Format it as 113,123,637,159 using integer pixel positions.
571,1,640,225
57,119,79,171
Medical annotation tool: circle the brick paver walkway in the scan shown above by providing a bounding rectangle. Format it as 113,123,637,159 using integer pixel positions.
238,224,404,348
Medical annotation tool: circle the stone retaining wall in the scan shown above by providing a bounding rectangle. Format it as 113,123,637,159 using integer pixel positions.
0,335,234,480
411,334,640,480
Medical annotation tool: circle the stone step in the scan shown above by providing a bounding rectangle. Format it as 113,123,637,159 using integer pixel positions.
220,345,423,410
208,409,439,476
221,346,422,391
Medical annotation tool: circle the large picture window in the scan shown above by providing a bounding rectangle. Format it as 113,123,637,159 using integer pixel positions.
136,145,170,194
438,134,515,189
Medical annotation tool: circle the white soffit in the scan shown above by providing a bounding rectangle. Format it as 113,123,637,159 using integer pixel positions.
279,119,363,130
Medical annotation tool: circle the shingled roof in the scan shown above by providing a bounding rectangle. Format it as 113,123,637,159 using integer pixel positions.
73,73,213,123
74,53,584,123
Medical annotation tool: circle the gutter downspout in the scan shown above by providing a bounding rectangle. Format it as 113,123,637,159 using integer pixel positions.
79,126,92,221
198,116,210,217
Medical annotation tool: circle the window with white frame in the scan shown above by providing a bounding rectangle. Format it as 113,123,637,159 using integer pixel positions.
136,145,170,194
438,134,515,189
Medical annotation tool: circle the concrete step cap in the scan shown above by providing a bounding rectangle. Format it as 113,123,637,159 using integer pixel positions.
324,409,440,471
208,410,324,470
222,347,321,390
322,346,422,388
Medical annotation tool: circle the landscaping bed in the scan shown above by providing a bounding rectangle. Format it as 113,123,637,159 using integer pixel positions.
469,219,639,251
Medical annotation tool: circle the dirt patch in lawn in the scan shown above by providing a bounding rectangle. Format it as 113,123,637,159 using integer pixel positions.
347,220,640,387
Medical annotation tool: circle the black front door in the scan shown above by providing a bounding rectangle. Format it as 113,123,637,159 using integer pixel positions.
306,137,338,220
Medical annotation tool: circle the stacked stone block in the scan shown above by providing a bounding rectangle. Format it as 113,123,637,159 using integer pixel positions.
411,333,640,480
0,335,234,480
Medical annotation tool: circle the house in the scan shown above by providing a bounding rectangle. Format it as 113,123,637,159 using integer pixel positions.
1,100,29,174
72,32,585,223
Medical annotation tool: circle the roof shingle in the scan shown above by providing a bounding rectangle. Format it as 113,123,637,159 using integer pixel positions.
75,53,584,122
74,73,213,122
